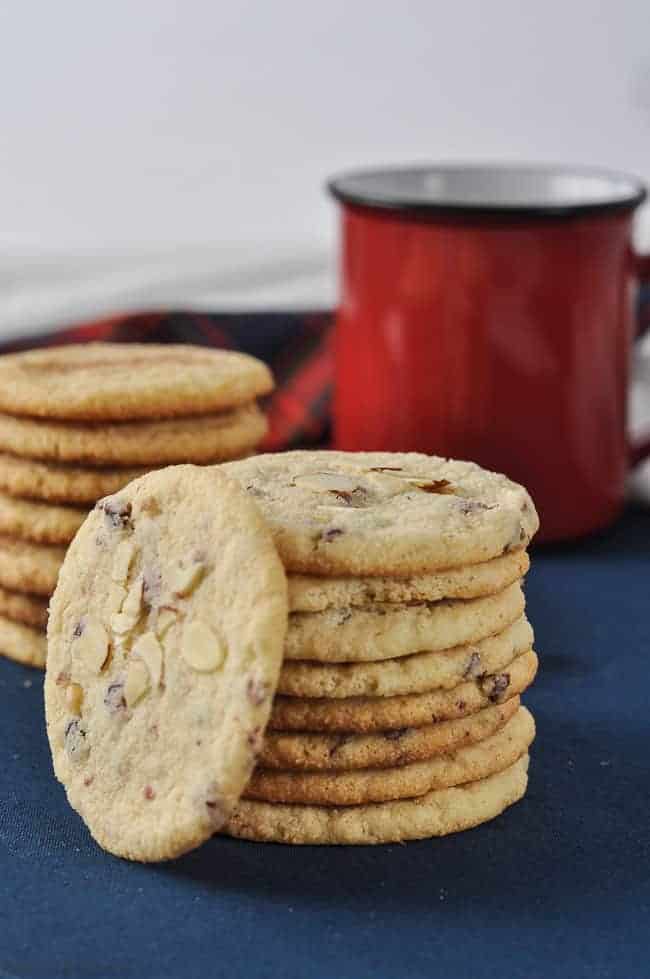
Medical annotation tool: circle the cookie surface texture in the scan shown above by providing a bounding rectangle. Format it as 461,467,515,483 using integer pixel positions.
225,754,530,844
0,613,47,668
284,582,525,663
0,491,87,545
223,451,538,574
0,343,273,420
246,707,534,805
45,464,288,862
0,403,267,466
0,453,151,505
0,585,49,629
269,649,538,732
259,697,521,771
287,550,529,612
0,536,65,596
278,616,533,698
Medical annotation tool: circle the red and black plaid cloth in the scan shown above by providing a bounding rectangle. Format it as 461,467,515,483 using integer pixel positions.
0,311,333,452
2,285,649,454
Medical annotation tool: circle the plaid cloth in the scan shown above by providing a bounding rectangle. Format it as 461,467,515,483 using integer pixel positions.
0,311,333,452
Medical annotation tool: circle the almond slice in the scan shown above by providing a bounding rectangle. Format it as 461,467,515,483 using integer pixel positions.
181,621,225,673
111,611,139,638
75,618,109,674
292,472,362,494
156,607,178,640
111,539,136,585
170,561,206,598
110,576,144,638
122,575,144,619
124,659,150,707
133,632,163,688
405,477,456,494
65,683,84,714
107,582,126,615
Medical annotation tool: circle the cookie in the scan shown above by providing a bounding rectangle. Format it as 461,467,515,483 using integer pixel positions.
0,536,65,596
278,616,533,698
0,343,273,421
269,649,538,732
223,451,538,575
0,492,87,545
0,613,47,668
0,402,266,467
260,697,520,771
225,754,530,844
0,452,150,504
284,581,524,663
288,550,529,612
0,585,49,629
246,707,533,805
44,465,288,862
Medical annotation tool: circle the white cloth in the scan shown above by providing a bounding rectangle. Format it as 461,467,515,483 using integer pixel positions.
0,242,335,340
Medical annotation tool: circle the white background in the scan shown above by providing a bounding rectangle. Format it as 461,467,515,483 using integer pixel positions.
1,0,650,338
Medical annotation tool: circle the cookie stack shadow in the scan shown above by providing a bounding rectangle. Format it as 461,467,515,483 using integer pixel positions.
0,342,273,669
224,453,540,844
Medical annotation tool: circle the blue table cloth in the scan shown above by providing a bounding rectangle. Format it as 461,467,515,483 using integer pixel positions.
1,507,649,979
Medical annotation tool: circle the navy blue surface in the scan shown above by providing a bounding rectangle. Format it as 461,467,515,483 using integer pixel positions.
2,508,649,979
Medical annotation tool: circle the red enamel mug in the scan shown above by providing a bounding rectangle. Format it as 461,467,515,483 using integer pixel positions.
328,164,650,542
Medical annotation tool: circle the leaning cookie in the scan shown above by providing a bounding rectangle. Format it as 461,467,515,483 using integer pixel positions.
45,465,288,862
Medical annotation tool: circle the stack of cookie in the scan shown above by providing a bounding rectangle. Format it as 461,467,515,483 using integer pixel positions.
0,343,273,670
223,451,539,844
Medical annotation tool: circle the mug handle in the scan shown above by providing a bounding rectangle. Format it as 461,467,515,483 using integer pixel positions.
630,252,650,466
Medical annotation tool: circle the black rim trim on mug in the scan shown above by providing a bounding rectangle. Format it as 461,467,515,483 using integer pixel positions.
327,163,648,220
